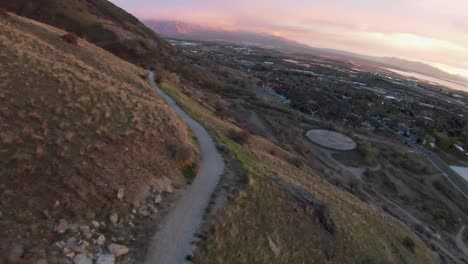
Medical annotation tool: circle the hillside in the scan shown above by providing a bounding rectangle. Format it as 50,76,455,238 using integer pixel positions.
153,72,439,264
0,12,198,262
0,0,175,68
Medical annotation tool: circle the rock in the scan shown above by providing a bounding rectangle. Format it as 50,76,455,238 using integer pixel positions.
83,230,93,240
66,237,78,248
165,185,174,193
54,200,60,208
55,241,66,249
91,221,100,228
56,257,72,264
95,254,115,264
73,254,92,264
7,243,24,262
66,252,76,259
154,194,162,204
69,224,79,233
85,211,95,219
97,234,106,245
117,188,125,200
108,243,129,257
109,213,119,224
138,206,150,217
55,219,69,234
36,259,48,264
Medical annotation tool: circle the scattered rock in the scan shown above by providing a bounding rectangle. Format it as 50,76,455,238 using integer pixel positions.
148,205,158,214
55,219,69,234
7,243,24,263
85,212,95,219
73,254,92,264
165,185,174,193
95,254,115,264
154,194,162,204
108,243,129,257
117,188,125,200
80,225,92,239
83,230,93,240
66,252,76,259
55,241,66,249
138,205,151,216
109,213,119,224
97,234,106,245
66,237,78,248
69,224,79,233
36,259,48,264
91,221,100,228
54,200,60,208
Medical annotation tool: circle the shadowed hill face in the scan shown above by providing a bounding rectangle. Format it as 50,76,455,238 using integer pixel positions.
0,0,175,68
0,13,197,259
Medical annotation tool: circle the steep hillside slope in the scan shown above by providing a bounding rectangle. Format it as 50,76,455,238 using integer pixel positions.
0,0,175,68
0,13,197,261
154,74,439,264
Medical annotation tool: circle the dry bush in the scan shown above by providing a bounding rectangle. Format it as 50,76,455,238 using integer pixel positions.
62,32,79,45
167,144,193,162
228,129,250,145
288,156,304,168
402,236,416,253
214,102,230,119
0,8,8,18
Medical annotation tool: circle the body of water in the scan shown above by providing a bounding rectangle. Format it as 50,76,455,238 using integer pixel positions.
385,68,468,93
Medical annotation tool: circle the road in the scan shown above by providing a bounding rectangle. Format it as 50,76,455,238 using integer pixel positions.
411,144,468,199
145,72,225,264
369,116,468,200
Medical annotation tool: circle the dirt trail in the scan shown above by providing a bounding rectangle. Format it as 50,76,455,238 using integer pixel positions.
145,72,225,264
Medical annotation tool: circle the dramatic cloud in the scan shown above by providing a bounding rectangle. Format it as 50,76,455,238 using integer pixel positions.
111,0,468,77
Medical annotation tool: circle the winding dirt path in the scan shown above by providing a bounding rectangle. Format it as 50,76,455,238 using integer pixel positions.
145,72,225,264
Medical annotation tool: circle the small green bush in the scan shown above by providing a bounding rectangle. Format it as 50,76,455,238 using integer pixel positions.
182,163,197,183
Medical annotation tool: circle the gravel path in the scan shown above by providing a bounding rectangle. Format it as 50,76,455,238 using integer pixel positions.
145,72,224,264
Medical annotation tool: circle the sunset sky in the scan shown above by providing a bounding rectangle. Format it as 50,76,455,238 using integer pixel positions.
111,0,468,77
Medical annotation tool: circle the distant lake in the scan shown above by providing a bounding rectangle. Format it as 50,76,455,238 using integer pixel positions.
385,68,468,93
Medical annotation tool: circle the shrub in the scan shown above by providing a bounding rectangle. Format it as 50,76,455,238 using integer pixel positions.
432,179,453,198
289,156,304,168
0,8,8,18
228,129,250,145
402,236,416,253
214,102,229,119
166,144,192,162
62,32,79,45
182,163,197,183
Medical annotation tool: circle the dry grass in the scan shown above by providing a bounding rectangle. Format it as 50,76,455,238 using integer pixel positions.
0,14,199,260
158,80,438,264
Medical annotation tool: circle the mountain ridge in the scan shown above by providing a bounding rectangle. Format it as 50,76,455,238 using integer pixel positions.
145,19,468,86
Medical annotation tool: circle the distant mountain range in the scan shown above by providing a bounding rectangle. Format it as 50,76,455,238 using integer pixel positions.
145,19,468,86
144,20,311,51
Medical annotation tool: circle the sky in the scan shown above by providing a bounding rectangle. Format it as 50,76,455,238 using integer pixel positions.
110,0,468,78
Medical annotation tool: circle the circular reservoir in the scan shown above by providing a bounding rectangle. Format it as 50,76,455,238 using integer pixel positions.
306,129,357,151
